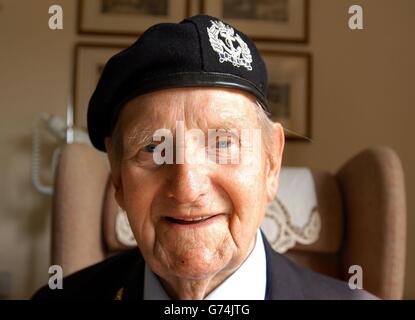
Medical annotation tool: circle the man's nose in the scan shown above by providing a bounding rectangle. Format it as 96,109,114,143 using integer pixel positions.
165,163,209,205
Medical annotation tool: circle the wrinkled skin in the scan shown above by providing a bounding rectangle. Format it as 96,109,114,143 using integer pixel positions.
105,87,284,299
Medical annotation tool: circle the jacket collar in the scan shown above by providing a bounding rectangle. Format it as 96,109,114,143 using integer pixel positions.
263,233,305,299
120,232,305,300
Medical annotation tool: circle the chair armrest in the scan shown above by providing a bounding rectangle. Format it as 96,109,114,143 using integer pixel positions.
52,143,109,276
336,146,406,299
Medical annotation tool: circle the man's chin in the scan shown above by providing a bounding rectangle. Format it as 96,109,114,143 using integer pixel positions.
158,248,232,280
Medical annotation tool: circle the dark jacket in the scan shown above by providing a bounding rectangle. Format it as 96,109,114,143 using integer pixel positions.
32,237,376,300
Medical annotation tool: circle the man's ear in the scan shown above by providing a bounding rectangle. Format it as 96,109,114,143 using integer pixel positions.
104,137,125,210
265,123,285,202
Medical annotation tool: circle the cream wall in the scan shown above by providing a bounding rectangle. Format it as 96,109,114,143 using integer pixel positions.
0,0,70,299
0,0,413,299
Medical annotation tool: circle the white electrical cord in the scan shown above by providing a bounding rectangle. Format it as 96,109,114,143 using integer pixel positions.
31,111,91,195
31,113,55,195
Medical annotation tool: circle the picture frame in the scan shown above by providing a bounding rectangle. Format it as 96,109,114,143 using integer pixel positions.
202,0,309,43
78,0,190,36
261,50,312,141
73,43,128,128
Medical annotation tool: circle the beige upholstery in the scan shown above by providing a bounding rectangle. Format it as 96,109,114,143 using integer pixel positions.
51,145,108,276
337,147,406,300
51,144,406,299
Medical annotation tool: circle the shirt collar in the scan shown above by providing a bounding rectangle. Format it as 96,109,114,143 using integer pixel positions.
143,229,267,300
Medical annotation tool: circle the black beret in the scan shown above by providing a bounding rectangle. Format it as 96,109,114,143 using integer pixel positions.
87,14,269,152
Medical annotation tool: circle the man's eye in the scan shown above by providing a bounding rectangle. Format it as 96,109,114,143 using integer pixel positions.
143,144,158,153
216,137,238,149
217,139,231,148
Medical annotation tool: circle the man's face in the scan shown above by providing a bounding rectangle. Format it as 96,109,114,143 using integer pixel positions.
107,88,284,284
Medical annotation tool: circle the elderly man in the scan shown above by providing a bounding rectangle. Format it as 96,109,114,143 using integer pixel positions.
33,15,375,300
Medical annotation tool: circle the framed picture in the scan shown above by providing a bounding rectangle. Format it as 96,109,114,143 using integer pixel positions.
78,0,190,36
73,43,127,128
73,45,311,141
261,50,312,141
202,0,309,43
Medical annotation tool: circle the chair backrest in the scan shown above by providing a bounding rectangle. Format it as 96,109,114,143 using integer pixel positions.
51,144,406,299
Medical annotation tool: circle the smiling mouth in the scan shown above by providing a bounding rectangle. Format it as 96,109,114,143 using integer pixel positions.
164,214,221,225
